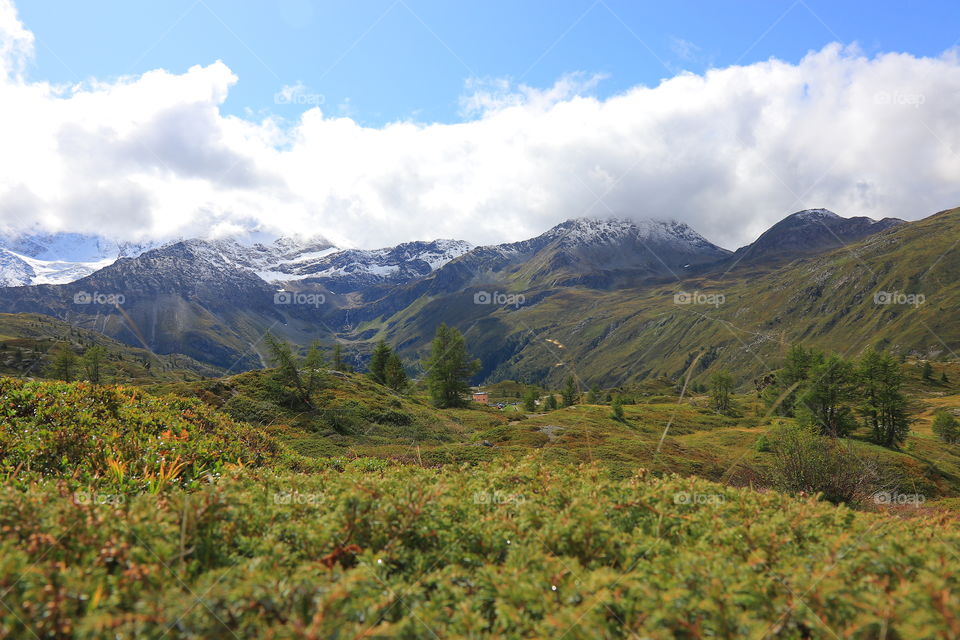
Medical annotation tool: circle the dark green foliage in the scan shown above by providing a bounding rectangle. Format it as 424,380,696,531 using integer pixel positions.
763,344,819,416
610,395,624,421
544,393,558,411
710,369,733,414
796,354,858,437
303,341,327,397
47,342,78,382
858,350,910,447
932,410,959,444
767,422,884,504
561,375,577,407
522,387,538,412
424,324,480,408
384,352,408,391
80,345,106,384
586,384,599,404
264,333,311,408
332,343,353,372
753,433,771,452
368,340,392,384
264,334,326,409
922,361,934,381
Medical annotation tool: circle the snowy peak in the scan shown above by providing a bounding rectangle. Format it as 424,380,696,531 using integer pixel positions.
263,239,475,290
0,231,164,286
546,216,728,256
789,208,842,223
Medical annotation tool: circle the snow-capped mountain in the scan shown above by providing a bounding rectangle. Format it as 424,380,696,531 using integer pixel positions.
545,216,727,254
0,227,475,294
425,216,732,291
0,232,163,287
257,239,475,292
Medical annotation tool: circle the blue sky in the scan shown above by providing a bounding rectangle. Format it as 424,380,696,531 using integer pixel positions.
17,0,960,126
2,0,959,248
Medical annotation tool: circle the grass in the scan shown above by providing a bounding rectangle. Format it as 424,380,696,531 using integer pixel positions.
3,373,960,637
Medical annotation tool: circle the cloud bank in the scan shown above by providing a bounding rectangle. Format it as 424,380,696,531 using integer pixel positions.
1,0,959,250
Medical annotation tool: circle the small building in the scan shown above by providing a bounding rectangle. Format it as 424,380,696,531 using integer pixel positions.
472,392,489,404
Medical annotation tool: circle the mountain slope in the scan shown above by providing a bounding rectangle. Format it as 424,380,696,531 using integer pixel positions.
730,208,904,266
0,208,952,384
369,207,958,386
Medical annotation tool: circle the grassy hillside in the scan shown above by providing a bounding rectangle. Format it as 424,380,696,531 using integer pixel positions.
0,313,224,383
376,207,960,388
143,366,960,501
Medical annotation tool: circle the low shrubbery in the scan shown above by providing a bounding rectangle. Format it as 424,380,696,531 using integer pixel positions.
1,459,958,639
0,377,290,490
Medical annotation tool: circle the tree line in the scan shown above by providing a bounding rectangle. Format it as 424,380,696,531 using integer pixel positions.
762,345,911,448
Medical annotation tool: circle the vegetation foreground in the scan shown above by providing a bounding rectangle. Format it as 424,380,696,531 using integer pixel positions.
2,368,960,638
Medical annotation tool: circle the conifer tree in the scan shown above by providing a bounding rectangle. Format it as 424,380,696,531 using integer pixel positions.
424,324,480,408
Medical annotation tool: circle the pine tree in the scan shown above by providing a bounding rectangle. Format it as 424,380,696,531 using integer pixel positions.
48,343,78,382
710,370,733,414
81,345,106,384
544,394,557,411
797,354,858,438
561,376,577,407
611,396,624,421
764,344,820,416
586,384,599,404
858,350,910,447
922,361,934,381
522,387,538,412
932,410,959,443
424,324,480,408
303,341,327,397
332,343,345,372
384,352,408,391
264,333,312,409
369,341,392,385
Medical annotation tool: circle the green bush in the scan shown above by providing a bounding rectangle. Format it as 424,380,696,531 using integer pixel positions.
766,422,889,504
0,378,285,490
1,458,958,638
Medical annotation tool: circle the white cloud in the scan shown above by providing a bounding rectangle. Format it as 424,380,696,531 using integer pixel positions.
1,0,959,250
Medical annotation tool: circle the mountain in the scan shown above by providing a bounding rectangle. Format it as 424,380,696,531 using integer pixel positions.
0,239,295,369
0,207,952,385
262,239,474,293
0,231,162,286
729,208,904,266
410,216,731,295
